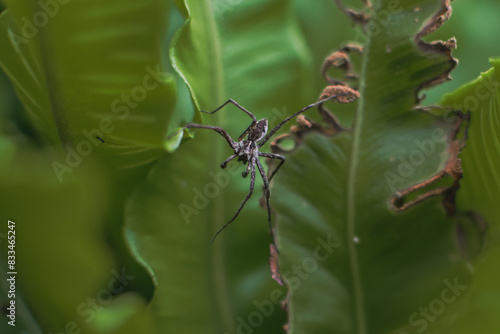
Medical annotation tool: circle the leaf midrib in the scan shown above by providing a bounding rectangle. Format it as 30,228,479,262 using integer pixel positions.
345,16,372,334
191,1,234,333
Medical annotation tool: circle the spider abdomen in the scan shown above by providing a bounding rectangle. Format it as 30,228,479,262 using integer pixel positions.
248,119,268,142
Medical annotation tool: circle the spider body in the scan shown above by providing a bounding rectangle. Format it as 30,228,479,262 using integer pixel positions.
233,119,268,172
248,119,268,142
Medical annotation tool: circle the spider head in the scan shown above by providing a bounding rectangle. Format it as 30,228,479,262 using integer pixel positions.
248,119,268,142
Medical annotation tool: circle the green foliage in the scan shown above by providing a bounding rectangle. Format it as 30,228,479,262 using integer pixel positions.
125,0,312,332
0,0,175,333
272,1,470,332
440,58,500,333
441,59,500,226
0,0,498,334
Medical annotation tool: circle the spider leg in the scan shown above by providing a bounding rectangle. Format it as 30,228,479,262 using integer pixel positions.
202,99,258,140
210,158,256,244
242,161,251,178
221,154,238,169
256,158,279,253
258,92,352,147
182,124,237,149
201,99,257,122
168,99,256,147
238,121,257,141
166,123,237,150
210,99,256,141
259,152,285,182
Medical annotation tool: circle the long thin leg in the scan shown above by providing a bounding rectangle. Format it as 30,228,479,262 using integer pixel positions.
258,92,352,147
238,121,257,141
259,152,285,182
201,99,257,122
242,160,251,178
256,158,279,253
183,124,237,149
200,99,257,141
221,154,237,169
166,123,237,149
210,158,256,243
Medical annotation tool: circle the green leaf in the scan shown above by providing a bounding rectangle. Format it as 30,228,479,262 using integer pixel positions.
0,1,181,333
125,0,314,332
0,0,176,170
439,58,500,333
441,59,500,225
0,140,159,334
272,1,471,333
0,136,149,334
170,0,224,111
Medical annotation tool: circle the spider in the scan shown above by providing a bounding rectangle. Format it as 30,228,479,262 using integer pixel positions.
169,90,353,250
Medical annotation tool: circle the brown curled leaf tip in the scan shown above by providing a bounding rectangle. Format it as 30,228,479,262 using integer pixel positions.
417,0,452,38
296,115,313,129
341,43,363,54
322,51,350,85
415,0,456,100
391,112,469,215
334,0,370,26
319,85,360,104
322,43,363,85
270,243,283,285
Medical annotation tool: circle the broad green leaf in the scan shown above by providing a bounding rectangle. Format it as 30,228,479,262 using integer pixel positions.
0,1,180,333
441,58,500,226
272,1,471,333
170,0,223,111
125,0,313,332
0,69,16,119
0,135,153,334
0,0,176,171
439,58,500,333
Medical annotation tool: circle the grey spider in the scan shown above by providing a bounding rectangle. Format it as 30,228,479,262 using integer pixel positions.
169,89,354,251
